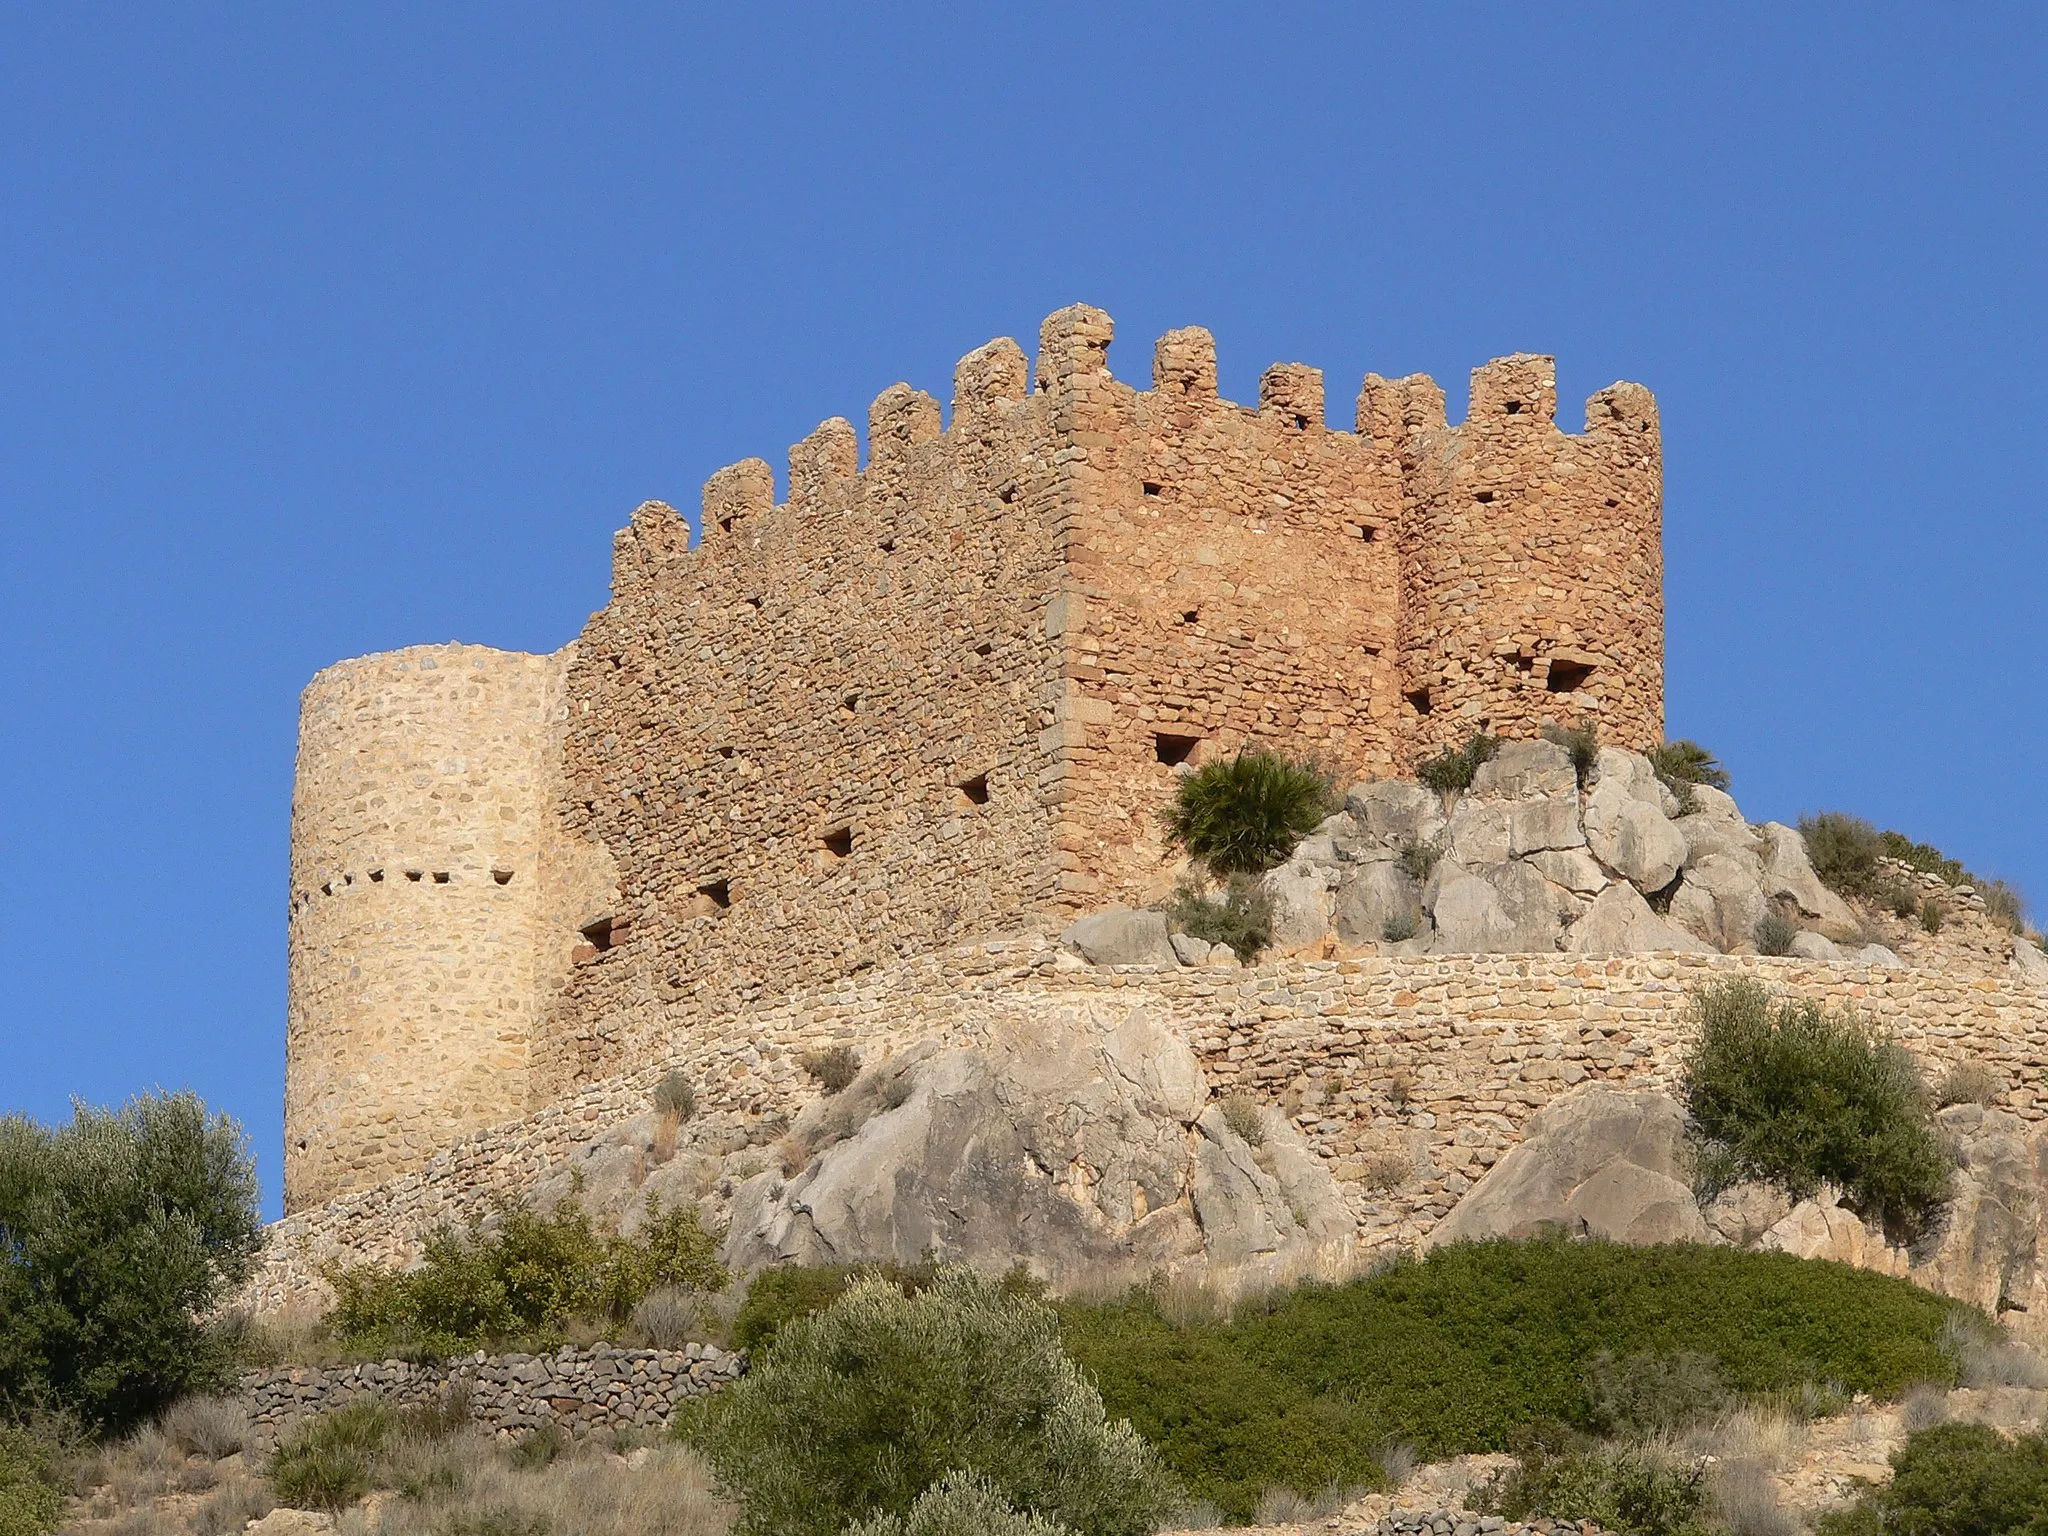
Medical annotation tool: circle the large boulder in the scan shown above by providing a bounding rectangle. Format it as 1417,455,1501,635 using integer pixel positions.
1425,1085,1709,1247
1261,859,1338,949
1668,851,1769,953
722,999,1352,1280
1344,779,1445,847
1676,786,1762,866
1758,822,1862,935
1431,861,1566,953
1567,882,1713,955
1470,739,1580,801
1061,907,1178,967
1583,773,1687,892
2013,939,2048,986
1333,860,1425,946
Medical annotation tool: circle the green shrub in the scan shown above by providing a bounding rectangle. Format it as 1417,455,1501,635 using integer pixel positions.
1646,740,1731,795
1816,1422,2048,1536
1799,812,1884,896
1478,1425,1715,1536
682,1267,1179,1536
1219,1096,1267,1147
0,1093,263,1433
847,1471,1080,1536
653,1071,696,1123
328,1198,726,1357
1541,720,1599,787
1980,879,2027,932
1921,897,1945,935
1056,1238,1963,1521
1878,829,1966,886
1382,908,1420,943
800,1046,862,1094
1753,912,1796,956
1681,979,1952,1240
1415,732,1499,795
1583,1352,1730,1437
1397,837,1441,883
1163,876,1273,962
1889,882,1920,919
1162,751,1335,875
0,1426,60,1536
268,1399,393,1511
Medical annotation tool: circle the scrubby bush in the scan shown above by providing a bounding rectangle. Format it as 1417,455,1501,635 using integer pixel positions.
269,1399,392,1510
1799,813,1883,896
0,1092,263,1433
1935,1062,2001,1108
1921,897,1945,935
1163,877,1273,962
1219,1096,1266,1147
1541,720,1599,787
1752,912,1796,957
1381,909,1420,943
682,1267,1179,1536
1888,882,1920,919
1816,1422,2048,1536
1478,1424,1714,1536
1878,829,1967,886
161,1395,247,1460
800,1046,862,1094
1583,1352,1730,1437
1162,751,1334,875
846,1470,1080,1536
1415,732,1499,795
328,1198,726,1357
0,1425,60,1536
653,1071,696,1123
1681,980,1952,1240
1055,1239,1962,1521
1397,837,1441,883
1646,740,1731,795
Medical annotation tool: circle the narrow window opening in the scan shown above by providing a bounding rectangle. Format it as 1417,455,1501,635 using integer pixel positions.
693,879,731,915
1474,490,1495,504
369,869,384,883
955,773,990,808
492,868,514,886
1604,497,1620,508
1362,642,1382,657
1547,660,1595,694
878,536,896,554
1405,687,1433,716
1142,481,1162,497
296,1138,308,1152
717,515,734,534
822,826,854,860
405,870,424,882
972,641,993,658
1154,732,1201,767
714,744,735,759
745,595,763,612
998,484,1016,505
842,692,861,714
1180,609,1199,625
1292,413,1309,430
1513,652,1536,674
579,917,615,953
1504,400,1523,415
432,871,451,884
320,882,332,897
343,873,354,886
1349,522,1378,542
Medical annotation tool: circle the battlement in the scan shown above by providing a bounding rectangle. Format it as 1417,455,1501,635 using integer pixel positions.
286,304,1666,1209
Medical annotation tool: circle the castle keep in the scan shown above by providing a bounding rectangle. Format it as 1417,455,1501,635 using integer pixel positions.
285,304,1664,1212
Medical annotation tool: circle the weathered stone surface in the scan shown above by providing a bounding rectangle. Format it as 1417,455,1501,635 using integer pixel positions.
1850,943,1904,967
1567,883,1712,955
1425,1085,1707,1247
1668,851,1769,953
1702,1181,1794,1247
1060,907,1178,968
1507,795,1587,856
246,1511,337,1536
1583,775,1687,892
1344,780,1445,847
1170,932,1215,966
1431,863,1564,953
1445,798,1512,867
1759,823,1862,935
1526,846,1610,894
1334,861,1426,946
1262,861,1339,950
2013,940,2048,986
1470,739,1579,801
1676,786,1761,865
722,998,1349,1280
1592,747,1681,817
1790,931,1846,963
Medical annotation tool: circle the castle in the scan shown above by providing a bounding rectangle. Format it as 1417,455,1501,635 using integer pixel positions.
284,303,1666,1214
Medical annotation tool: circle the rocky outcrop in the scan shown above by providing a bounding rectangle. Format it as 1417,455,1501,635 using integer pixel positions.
722,998,1352,1280
1059,907,1180,967
1423,1085,1708,1247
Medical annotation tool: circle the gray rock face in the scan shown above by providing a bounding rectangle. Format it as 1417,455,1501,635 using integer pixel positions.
1567,882,1713,955
1262,860,1338,949
1527,846,1610,894
1668,851,1769,953
1425,1085,1709,1247
1676,786,1761,866
1789,931,1845,963
2013,940,2048,986
1583,773,1687,893
1169,932,1215,966
1758,823,1862,935
1470,739,1579,801
1334,860,1425,946
1702,1181,1795,1247
722,999,1352,1280
1344,780,1445,847
1061,907,1178,967
1432,862,1565,953
1592,747,1682,818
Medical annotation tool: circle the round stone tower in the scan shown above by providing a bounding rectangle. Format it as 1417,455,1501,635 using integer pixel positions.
1395,355,1663,759
284,643,565,1212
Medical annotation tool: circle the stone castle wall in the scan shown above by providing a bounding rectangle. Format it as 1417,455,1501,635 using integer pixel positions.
248,944,2048,1314
285,304,1667,1208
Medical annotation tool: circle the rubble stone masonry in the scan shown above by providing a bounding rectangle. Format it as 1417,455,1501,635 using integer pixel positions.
285,305,1666,1210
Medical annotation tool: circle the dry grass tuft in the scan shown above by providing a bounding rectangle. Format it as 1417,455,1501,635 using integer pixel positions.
159,1397,247,1461
367,1442,731,1536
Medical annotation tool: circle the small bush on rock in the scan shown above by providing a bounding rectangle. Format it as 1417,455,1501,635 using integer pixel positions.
1920,897,1945,935
1415,732,1499,795
1889,882,1920,919
1163,877,1272,962
328,1198,726,1357
1219,1096,1266,1147
1878,830,1967,886
269,1399,392,1511
0,1425,60,1536
1935,1062,2001,1108
1681,979,1952,1241
653,1071,696,1123
1396,837,1441,883
1816,1422,2048,1536
1541,720,1599,787
1980,878,2027,932
1478,1424,1715,1536
1646,740,1731,794
1162,751,1334,875
1799,812,1883,896
683,1266,1179,1536
800,1046,861,1094
1753,912,1796,957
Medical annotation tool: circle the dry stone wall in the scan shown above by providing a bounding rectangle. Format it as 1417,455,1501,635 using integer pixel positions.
248,943,2048,1315
237,1344,743,1446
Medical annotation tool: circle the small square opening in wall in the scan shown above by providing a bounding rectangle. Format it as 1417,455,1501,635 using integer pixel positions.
692,879,731,916
842,692,861,714
716,515,734,534
1474,490,1495,504
822,826,854,860
432,871,451,884
1142,481,1162,497
972,640,993,658
405,870,423,882
1405,687,1433,716
1180,609,1199,625
1547,660,1595,694
579,917,615,953
1154,732,1201,767
492,868,514,886
745,595,763,612
954,773,990,808
1505,400,1523,415
369,869,384,883
878,536,896,554
714,744,735,760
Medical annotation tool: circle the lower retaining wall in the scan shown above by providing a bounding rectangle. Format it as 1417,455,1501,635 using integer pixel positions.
239,1344,744,1445
243,942,2048,1313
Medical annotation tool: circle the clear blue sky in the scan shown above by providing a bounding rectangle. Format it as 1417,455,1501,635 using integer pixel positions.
3,5,2043,1217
